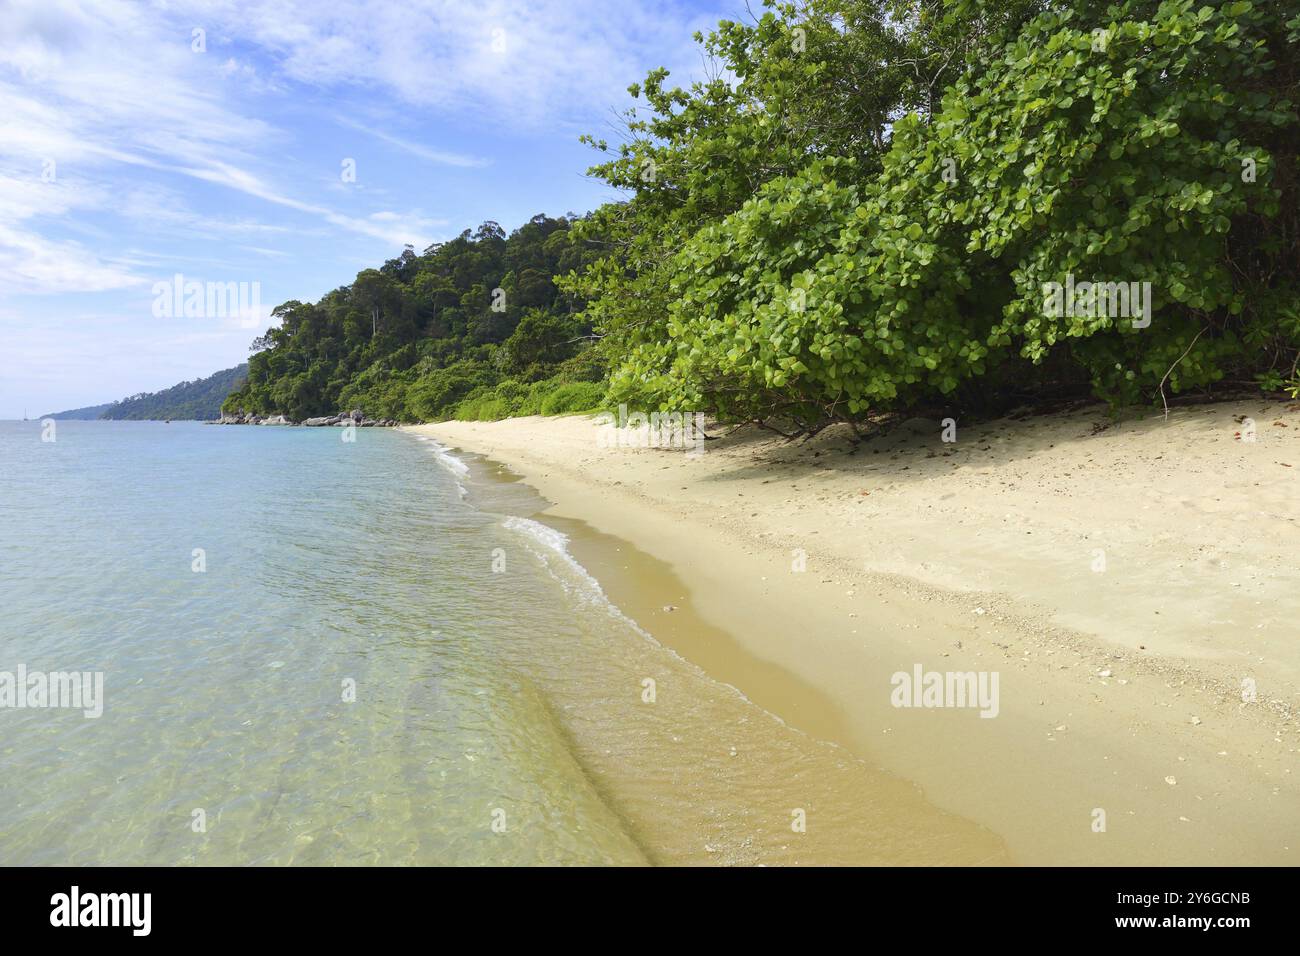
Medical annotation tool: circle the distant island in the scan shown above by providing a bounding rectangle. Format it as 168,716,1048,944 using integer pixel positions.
45,364,248,421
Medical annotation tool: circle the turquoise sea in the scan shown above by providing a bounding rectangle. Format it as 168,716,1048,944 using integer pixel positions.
0,420,998,866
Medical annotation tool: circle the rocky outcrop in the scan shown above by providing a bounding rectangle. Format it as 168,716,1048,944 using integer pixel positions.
211,411,399,427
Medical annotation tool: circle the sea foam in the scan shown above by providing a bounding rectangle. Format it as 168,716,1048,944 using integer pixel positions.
417,436,469,496
502,516,653,639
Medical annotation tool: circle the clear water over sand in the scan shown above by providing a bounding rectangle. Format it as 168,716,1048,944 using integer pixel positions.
0,420,1001,865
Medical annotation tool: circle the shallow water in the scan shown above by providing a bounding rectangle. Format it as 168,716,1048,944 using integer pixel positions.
0,420,1002,865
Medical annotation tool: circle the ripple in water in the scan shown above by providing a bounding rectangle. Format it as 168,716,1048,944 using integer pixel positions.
0,420,1003,865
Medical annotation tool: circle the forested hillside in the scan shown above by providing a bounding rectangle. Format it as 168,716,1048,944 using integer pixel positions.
222,216,606,422
47,364,248,421
228,0,1300,429
45,401,116,420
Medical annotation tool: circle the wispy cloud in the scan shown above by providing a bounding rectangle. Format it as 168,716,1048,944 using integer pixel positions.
0,0,731,416
168,0,726,126
0,0,451,293
336,119,491,170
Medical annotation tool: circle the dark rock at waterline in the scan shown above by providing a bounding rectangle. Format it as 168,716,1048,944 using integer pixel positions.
209,411,399,427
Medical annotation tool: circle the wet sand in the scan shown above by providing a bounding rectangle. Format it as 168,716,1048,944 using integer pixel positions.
452,453,1008,865
410,399,1300,865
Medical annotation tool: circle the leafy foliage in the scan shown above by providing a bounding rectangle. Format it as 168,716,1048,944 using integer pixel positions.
232,0,1300,430
569,0,1300,429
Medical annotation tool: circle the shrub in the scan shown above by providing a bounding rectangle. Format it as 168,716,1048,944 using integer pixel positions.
407,360,496,420
538,381,606,415
589,0,1300,429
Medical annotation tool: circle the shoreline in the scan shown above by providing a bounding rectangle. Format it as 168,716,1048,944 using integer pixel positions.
425,438,1010,864
410,399,1300,865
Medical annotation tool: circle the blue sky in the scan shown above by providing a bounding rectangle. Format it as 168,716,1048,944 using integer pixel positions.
0,0,738,418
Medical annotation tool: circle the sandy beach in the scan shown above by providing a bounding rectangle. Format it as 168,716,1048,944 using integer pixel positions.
411,399,1300,865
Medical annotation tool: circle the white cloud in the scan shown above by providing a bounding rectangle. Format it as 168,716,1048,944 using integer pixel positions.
336,119,491,170
0,0,731,414
0,219,141,293
167,0,722,126
0,0,451,284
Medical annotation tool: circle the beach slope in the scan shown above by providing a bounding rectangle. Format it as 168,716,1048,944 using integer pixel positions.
411,400,1300,865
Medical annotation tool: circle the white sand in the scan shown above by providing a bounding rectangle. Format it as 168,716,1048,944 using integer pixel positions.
411,399,1300,864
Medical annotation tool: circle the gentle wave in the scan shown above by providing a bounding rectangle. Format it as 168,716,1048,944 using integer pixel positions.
502,516,655,638
441,438,975,865
418,436,469,496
